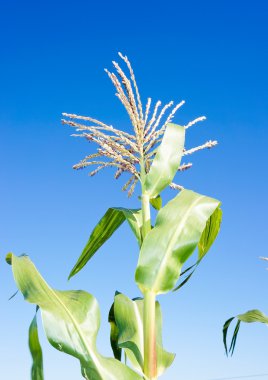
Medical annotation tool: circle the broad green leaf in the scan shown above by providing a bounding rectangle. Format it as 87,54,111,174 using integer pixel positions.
223,309,268,356
114,293,175,376
173,206,222,292
69,207,142,279
135,189,220,294
7,254,142,380
144,123,185,198
150,196,162,211
29,311,44,380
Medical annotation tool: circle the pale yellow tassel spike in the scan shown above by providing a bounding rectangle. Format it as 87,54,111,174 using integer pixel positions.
105,69,138,133
178,163,193,171
118,52,144,121
183,140,218,156
112,60,140,124
62,113,136,140
159,100,185,132
145,100,161,135
144,98,151,128
169,183,184,191
122,175,135,191
128,178,138,197
146,101,174,141
114,167,123,179
73,160,112,170
185,116,206,129
144,100,185,153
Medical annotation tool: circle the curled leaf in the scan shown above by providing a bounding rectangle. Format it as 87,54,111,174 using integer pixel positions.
223,309,268,356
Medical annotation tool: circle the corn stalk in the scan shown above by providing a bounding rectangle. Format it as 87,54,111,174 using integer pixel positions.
7,53,222,380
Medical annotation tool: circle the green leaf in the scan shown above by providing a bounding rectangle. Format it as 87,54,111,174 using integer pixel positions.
69,207,142,279
237,309,268,323
8,254,142,380
144,123,185,198
29,311,44,380
6,252,12,265
223,309,268,356
135,189,220,294
223,317,235,355
108,302,122,361
172,267,196,292
173,206,222,292
114,293,175,376
149,196,162,211
198,207,222,260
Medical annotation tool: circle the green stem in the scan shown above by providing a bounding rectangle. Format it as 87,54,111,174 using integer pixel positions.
140,168,157,379
143,290,157,379
141,193,151,240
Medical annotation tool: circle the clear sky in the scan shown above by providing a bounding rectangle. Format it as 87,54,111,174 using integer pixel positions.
1,0,268,379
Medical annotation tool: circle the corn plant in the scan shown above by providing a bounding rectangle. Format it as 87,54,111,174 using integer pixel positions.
7,53,222,380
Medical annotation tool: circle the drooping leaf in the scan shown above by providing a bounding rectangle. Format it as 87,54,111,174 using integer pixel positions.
8,289,19,301
29,310,44,380
114,293,175,376
223,317,235,355
69,207,142,279
149,196,162,211
223,309,268,356
135,189,220,294
173,206,222,292
144,123,185,199
172,267,196,292
7,254,142,380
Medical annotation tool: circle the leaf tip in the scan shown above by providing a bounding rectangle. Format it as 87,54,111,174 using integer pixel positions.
6,252,13,265
68,272,74,281
68,265,79,280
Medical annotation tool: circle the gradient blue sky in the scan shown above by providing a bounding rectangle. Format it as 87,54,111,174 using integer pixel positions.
1,1,268,379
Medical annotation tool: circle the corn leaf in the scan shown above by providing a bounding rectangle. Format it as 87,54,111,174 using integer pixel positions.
108,301,122,361
149,195,162,211
114,293,175,376
135,189,220,294
29,311,44,380
173,206,222,292
144,123,185,199
69,207,142,279
198,206,222,260
7,254,142,380
223,309,268,356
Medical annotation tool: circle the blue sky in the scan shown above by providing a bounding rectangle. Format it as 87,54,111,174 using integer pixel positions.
1,0,268,379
